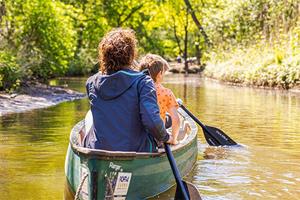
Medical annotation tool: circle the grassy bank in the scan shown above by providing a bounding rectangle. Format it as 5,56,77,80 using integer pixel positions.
204,43,300,89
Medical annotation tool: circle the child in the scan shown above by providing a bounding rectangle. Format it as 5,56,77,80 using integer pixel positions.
140,54,180,145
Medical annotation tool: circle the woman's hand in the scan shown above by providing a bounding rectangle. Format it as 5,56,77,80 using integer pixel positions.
171,138,179,145
166,134,173,144
166,134,178,145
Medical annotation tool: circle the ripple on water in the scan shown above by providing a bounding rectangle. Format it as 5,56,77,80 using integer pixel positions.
196,143,300,199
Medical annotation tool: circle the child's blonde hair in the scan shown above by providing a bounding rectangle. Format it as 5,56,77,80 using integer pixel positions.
139,54,169,82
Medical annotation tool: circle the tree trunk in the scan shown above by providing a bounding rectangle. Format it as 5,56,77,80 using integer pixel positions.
74,24,84,58
172,16,183,56
183,0,210,46
119,4,143,26
0,0,6,23
184,8,189,74
0,0,6,39
195,42,201,66
74,0,87,59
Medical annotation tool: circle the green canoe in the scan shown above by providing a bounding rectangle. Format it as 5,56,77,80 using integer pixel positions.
64,110,198,200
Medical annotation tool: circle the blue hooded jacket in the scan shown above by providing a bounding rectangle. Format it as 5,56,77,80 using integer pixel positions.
85,69,169,152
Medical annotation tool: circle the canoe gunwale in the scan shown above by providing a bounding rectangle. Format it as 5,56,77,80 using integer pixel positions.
70,138,196,160
69,109,198,160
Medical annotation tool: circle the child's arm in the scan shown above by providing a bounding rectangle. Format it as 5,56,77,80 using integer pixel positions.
168,106,180,145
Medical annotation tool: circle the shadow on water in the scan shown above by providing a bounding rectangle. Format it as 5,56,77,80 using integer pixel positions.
1,75,300,199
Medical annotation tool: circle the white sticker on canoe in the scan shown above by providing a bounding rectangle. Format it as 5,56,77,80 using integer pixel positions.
80,166,89,200
114,197,126,200
113,172,132,196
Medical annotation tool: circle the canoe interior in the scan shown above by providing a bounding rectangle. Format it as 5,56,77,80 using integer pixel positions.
64,109,198,200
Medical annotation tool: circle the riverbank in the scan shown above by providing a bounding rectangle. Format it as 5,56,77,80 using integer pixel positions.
0,82,85,116
204,61,300,90
204,77,300,96
169,62,204,74
203,45,300,90
168,59,300,93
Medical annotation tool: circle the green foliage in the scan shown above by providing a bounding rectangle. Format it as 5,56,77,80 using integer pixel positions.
201,0,300,89
202,0,300,47
291,22,300,55
0,51,21,91
0,0,299,91
205,45,300,89
20,0,76,80
67,49,95,76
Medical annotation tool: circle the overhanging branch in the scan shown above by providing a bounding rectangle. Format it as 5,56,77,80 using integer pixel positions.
119,4,144,26
183,0,211,46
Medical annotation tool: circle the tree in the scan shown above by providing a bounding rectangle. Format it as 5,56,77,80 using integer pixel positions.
19,0,76,79
183,0,210,46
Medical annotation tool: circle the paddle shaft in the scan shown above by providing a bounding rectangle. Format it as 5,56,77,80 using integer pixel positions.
164,143,190,200
179,104,221,146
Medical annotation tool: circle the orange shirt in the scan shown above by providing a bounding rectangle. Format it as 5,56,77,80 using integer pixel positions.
155,83,179,121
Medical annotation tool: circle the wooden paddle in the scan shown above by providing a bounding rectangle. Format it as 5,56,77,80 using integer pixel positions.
177,99,238,146
164,143,202,200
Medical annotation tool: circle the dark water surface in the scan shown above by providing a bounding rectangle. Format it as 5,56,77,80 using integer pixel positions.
0,75,299,200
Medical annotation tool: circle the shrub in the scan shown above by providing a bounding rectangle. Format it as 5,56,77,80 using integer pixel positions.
205,41,300,89
67,49,95,76
20,0,76,80
0,51,21,92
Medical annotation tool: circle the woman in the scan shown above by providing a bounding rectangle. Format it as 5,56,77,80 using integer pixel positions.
85,28,173,152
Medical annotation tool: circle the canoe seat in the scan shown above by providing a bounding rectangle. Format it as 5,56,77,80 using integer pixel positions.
157,120,192,152
177,120,191,141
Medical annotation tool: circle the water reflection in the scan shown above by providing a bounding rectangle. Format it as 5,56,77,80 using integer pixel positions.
0,75,300,199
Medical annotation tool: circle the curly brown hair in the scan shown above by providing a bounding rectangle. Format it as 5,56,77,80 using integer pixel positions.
139,54,169,82
98,28,137,74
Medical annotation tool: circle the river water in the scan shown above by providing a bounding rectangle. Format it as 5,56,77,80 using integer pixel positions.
0,75,299,200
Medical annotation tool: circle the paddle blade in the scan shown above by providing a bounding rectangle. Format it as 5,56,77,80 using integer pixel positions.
178,102,238,146
204,126,237,146
175,181,202,200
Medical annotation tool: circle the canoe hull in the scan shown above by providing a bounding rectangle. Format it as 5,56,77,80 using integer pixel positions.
65,140,197,200
65,111,198,200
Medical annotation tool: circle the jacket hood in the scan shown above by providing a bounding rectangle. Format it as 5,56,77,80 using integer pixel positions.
97,69,145,100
